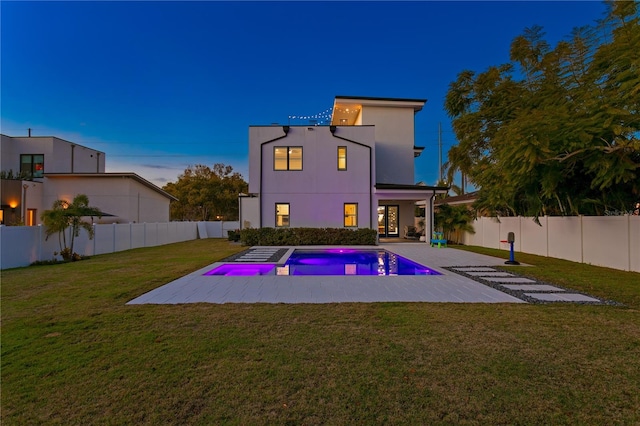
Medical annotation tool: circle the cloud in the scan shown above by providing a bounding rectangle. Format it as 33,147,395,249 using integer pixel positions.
141,164,179,170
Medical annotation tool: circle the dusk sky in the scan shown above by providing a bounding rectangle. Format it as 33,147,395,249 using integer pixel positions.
2,1,609,188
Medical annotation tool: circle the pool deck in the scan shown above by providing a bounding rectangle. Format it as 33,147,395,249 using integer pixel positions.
127,243,533,305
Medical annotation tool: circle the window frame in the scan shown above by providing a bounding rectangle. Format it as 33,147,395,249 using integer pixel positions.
344,203,358,227
20,154,45,178
273,146,303,171
275,203,290,228
337,146,347,171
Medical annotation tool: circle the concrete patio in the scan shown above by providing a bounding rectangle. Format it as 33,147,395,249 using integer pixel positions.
126,243,602,305
127,244,512,304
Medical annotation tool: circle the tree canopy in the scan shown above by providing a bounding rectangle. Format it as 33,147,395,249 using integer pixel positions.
163,163,247,221
444,1,639,217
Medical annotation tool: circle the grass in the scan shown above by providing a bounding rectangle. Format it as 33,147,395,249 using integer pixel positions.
2,239,639,425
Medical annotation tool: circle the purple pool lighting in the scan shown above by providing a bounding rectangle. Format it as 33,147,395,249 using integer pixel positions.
285,249,441,276
203,250,441,277
204,264,276,276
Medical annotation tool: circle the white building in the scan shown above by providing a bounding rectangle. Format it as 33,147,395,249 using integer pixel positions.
0,134,176,225
240,95,448,240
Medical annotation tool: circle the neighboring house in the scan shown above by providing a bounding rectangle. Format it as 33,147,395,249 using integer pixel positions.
434,191,479,208
0,134,177,225
239,95,448,240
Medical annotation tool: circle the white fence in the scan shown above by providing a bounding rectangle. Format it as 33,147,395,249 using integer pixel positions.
0,221,239,270
462,216,640,273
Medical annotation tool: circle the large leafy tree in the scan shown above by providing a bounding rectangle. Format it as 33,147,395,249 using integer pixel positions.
444,1,639,217
41,194,102,260
163,163,247,221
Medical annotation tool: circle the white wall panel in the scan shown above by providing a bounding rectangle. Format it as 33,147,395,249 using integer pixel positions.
547,217,582,263
582,216,630,271
520,216,548,257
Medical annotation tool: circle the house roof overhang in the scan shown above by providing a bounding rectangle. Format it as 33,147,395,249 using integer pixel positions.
331,96,427,126
375,183,449,201
434,191,479,207
43,173,178,201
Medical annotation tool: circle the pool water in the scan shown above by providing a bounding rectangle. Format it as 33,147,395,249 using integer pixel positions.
204,249,441,276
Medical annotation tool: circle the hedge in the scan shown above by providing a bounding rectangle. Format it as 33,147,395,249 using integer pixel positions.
239,227,377,246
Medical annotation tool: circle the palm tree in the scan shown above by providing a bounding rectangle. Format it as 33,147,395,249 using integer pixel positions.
434,203,476,244
41,194,102,260
41,199,69,253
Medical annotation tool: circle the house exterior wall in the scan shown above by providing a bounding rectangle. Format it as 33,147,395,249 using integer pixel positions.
0,180,22,225
1,135,105,175
0,180,43,225
23,181,44,226
239,196,260,229
251,125,375,229
43,176,170,223
360,106,416,185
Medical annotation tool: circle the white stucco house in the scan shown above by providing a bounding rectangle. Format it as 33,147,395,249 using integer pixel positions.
239,95,448,240
0,134,177,225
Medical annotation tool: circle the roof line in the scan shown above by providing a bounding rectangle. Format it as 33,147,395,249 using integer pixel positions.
43,172,178,201
335,95,428,103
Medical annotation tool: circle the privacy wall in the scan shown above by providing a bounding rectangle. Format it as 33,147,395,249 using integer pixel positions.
462,216,640,273
0,221,238,269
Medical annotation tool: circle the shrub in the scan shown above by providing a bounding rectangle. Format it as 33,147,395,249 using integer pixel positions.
238,227,377,246
227,229,241,242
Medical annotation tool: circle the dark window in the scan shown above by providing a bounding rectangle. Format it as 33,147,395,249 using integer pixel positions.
20,154,44,178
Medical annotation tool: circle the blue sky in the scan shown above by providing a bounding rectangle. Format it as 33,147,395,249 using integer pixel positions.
1,1,609,188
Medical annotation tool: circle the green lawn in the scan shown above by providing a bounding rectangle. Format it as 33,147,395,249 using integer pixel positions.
2,240,639,425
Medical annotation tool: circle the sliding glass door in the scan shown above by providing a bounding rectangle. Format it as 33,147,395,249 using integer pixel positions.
377,205,399,237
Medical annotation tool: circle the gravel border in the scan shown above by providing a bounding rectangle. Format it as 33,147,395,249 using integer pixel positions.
444,266,623,306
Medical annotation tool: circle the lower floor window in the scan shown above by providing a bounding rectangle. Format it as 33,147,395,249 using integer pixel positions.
276,203,290,227
344,203,358,227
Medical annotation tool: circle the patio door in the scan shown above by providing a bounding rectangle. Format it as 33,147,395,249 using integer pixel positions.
377,205,399,237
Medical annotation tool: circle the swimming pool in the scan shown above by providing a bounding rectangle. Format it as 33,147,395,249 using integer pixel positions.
204,249,441,276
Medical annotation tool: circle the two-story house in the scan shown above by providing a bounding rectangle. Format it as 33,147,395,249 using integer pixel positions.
0,134,176,225
239,95,448,240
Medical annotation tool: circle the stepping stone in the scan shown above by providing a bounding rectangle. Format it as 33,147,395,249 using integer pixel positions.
453,267,498,272
502,284,564,291
466,271,514,277
525,293,601,302
482,277,537,283
236,258,271,262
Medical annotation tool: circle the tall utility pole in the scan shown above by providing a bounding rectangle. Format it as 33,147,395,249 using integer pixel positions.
438,122,442,183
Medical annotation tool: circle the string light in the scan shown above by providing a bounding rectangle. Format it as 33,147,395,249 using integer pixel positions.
288,107,334,125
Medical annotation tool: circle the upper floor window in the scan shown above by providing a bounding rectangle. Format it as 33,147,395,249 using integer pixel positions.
274,147,302,170
338,146,347,170
276,203,290,227
21,154,44,178
344,203,358,227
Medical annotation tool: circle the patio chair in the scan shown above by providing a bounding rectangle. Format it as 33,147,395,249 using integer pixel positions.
404,226,419,240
